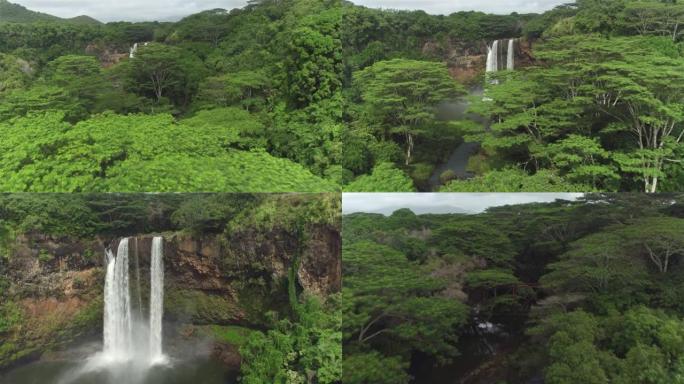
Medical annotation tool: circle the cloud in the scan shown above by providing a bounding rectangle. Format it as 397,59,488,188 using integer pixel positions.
350,0,570,15
13,0,250,22
13,0,567,22
342,193,584,215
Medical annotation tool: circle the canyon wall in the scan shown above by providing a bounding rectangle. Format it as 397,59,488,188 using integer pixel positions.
0,224,340,369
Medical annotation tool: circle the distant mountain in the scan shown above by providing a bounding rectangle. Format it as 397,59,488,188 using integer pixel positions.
0,0,101,24
369,205,472,216
66,15,102,25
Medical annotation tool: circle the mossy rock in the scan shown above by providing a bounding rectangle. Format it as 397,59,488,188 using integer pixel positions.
0,297,102,369
196,325,255,347
165,289,241,324
439,169,458,185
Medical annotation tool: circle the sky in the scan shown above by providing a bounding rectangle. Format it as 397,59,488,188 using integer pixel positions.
351,0,570,15
342,193,583,215
11,0,569,22
11,0,251,22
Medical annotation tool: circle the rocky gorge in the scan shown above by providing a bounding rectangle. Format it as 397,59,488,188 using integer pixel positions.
0,193,341,382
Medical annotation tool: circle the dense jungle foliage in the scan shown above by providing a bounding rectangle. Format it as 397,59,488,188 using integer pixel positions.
0,193,342,383
0,0,343,192
342,0,684,192
342,193,684,383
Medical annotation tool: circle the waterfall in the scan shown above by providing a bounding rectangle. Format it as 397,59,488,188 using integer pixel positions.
103,238,132,361
149,236,166,364
129,43,138,59
507,39,515,70
486,40,499,73
486,39,516,72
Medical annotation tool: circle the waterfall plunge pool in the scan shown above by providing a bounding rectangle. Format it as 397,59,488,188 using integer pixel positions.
0,354,238,384
0,236,240,384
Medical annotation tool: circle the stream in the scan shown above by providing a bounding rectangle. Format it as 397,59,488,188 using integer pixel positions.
428,86,486,191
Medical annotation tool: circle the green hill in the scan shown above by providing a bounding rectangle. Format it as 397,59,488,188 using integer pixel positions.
64,15,101,25
0,0,100,24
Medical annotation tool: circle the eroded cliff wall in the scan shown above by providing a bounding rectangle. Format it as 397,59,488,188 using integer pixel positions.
0,223,340,369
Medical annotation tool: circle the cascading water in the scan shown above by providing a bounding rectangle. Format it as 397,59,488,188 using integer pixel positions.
486,40,499,73
129,43,138,59
149,236,166,364
486,39,516,73
57,236,172,384
484,39,516,94
103,238,133,361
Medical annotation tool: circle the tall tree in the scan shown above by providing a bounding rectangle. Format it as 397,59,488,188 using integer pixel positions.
354,59,465,165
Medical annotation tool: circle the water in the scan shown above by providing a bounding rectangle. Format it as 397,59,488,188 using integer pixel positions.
103,239,132,361
149,237,165,364
486,39,515,73
50,237,171,383
0,237,236,384
0,357,237,384
486,40,499,72
428,86,486,190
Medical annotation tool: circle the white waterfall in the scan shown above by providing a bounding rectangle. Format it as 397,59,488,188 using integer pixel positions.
487,39,516,73
129,43,138,59
486,40,499,73
149,236,166,364
103,238,132,361
507,39,515,70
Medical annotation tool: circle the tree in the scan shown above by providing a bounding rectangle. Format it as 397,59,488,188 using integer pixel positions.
538,36,684,192
344,163,415,192
0,54,32,95
284,9,342,108
468,35,684,192
620,1,684,41
195,70,272,111
433,219,516,267
240,296,342,384
44,55,107,114
534,311,610,384
546,135,620,190
574,0,627,35
441,168,592,192
0,85,79,122
0,112,335,192
354,59,465,165
173,9,232,47
615,217,684,274
343,242,467,358
125,43,206,106
541,231,649,297
342,351,410,384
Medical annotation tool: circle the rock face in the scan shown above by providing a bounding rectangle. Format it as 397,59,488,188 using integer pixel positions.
422,38,537,84
84,44,129,67
0,225,340,369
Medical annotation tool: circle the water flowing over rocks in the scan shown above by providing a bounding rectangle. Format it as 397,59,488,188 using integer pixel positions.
0,224,339,370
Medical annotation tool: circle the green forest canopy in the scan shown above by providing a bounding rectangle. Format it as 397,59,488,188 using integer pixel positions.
342,193,684,383
0,0,343,192
341,0,684,192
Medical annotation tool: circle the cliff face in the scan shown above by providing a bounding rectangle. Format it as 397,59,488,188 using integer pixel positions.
0,225,340,369
85,44,129,67
422,38,537,84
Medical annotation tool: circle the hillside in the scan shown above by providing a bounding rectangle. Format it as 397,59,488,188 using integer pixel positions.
0,0,100,24
0,0,341,193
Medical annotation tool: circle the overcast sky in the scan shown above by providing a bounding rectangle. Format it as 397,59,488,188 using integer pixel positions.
352,0,569,15
11,0,569,22
11,0,250,22
343,193,583,215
